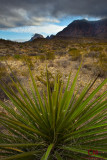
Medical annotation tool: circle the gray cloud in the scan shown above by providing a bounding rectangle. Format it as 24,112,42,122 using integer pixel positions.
0,0,107,28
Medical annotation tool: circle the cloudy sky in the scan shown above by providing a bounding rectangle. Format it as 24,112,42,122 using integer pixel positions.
0,0,107,41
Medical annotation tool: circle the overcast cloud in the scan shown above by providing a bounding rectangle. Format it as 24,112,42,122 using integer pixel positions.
0,0,107,29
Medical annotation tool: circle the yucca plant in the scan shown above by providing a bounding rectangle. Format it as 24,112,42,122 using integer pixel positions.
0,64,107,160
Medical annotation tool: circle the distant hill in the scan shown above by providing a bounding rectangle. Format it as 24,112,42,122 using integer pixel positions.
56,19,107,38
29,33,44,41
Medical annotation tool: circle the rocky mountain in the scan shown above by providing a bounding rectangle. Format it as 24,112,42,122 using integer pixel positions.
29,33,44,41
46,35,55,39
56,19,107,38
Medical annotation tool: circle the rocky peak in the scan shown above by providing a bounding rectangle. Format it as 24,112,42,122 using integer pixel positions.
29,34,44,41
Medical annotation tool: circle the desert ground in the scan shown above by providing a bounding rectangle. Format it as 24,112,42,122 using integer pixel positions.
0,37,107,104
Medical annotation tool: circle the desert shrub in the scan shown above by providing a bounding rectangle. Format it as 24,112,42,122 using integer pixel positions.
45,51,55,60
0,62,7,78
56,51,67,56
56,59,70,68
20,70,29,77
105,47,107,52
0,64,18,100
38,51,55,61
90,46,103,52
13,54,21,60
22,55,34,69
87,46,103,58
40,48,45,53
0,55,11,61
39,54,46,62
0,65,107,159
93,65,107,78
68,48,81,61
20,45,23,48
98,52,107,71
0,63,8,100
48,61,54,68
36,69,62,92
93,52,107,78
82,63,92,71
60,60,69,68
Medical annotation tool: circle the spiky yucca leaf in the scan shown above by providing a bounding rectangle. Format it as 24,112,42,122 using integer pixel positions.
0,65,107,160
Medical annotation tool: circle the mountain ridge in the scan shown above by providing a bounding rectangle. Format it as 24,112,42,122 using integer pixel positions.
56,18,107,38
